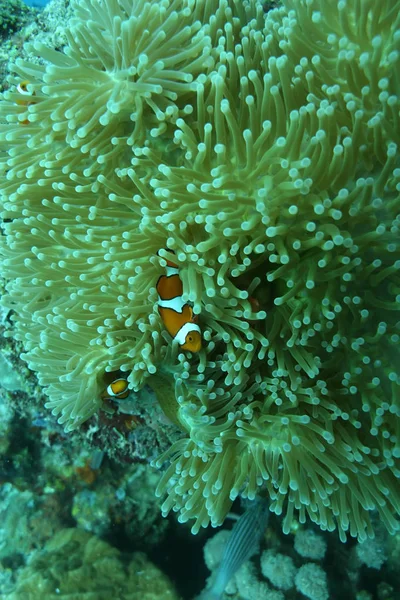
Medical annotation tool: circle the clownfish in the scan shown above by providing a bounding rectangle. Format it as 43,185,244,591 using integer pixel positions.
102,377,130,401
156,251,202,352
15,80,36,125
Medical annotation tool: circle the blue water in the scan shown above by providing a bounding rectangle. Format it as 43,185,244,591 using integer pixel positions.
22,0,50,7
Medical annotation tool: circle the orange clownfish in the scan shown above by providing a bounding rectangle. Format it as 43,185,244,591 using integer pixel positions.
15,80,36,125
103,378,130,401
156,251,202,352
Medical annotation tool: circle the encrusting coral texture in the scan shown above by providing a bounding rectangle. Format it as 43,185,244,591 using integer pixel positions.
7,528,180,600
0,0,399,542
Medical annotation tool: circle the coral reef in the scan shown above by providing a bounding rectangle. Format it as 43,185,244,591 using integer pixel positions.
0,354,174,595
355,536,387,570
260,550,297,591
197,509,400,600
7,528,181,599
0,0,399,544
0,408,176,595
0,0,31,40
293,528,327,560
71,462,168,545
0,0,38,87
235,562,280,600
294,563,329,600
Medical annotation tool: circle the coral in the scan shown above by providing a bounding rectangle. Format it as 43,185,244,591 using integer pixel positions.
120,463,169,546
0,0,399,544
0,0,31,40
199,509,400,600
294,528,327,560
0,388,14,454
387,530,400,574
260,550,297,591
71,489,113,536
355,537,387,570
295,563,329,600
203,529,231,572
0,483,62,560
7,528,181,599
235,562,282,600
199,532,285,600
0,484,36,559
71,460,168,544
199,529,238,597
0,353,25,392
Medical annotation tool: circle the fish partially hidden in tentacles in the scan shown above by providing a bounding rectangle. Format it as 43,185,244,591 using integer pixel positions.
156,250,202,352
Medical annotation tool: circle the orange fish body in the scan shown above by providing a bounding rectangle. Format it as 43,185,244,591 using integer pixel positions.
156,253,201,352
103,378,130,400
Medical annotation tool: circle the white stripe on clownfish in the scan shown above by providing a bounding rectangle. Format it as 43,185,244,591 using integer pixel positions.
16,82,31,97
156,250,202,353
15,80,37,125
158,295,186,313
174,321,201,347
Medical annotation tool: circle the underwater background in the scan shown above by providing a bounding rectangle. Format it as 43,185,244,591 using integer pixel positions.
20,0,50,8
0,1,399,599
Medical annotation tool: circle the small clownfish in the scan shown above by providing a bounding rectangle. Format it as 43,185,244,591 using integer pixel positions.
15,80,36,125
156,250,202,352
103,378,130,401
